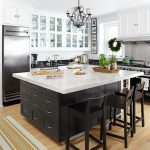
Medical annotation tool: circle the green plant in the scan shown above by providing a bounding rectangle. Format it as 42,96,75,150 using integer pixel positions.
110,55,117,63
108,38,121,52
99,54,110,68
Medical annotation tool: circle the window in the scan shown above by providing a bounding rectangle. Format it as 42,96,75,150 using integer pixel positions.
100,21,123,58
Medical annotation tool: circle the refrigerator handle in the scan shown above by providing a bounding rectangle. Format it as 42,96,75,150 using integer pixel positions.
27,55,30,71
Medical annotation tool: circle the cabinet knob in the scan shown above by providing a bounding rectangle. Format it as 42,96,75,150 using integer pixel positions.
34,94,37,97
24,98,27,101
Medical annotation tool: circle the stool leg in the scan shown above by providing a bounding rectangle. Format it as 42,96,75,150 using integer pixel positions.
124,108,128,148
85,117,89,150
141,96,145,127
100,118,103,141
102,110,107,150
130,103,133,138
66,109,70,150
109,107,112,130
113,108,116,126
133,99,136,134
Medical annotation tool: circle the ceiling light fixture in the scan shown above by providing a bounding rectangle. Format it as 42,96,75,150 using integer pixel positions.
66,0,92,28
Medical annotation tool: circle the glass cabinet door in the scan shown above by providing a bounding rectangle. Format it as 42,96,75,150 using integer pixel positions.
85,23,89,34
40,16,46,31
85,36,89,47
57,18,62,32
31,15,38,30
66,20,71,32
66,34,71,47
50,17,55,31
78,35,83,48
57,34,62,47
31,32,38,47
72,24,77,33
49,33,55,47
72,35,77,48
40,33,46,47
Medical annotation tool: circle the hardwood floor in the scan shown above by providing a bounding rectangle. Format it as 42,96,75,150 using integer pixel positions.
0,99,150,150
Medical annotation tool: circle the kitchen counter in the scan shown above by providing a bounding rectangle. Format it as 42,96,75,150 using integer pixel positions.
13,65,144,94
12,65,144,142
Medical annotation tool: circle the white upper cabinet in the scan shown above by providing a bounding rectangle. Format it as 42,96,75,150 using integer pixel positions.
30,11,90,51
127,11,139,36
118,6,150,38
119,13,127,37
3,6,30,27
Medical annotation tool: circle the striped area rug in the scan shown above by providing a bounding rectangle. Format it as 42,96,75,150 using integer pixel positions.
0,116,47,150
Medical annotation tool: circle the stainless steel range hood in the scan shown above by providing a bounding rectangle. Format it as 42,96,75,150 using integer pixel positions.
117,36,150,43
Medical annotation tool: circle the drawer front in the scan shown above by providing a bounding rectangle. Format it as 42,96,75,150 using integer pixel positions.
31,109,42,128
21,104,31,119
42,88,59,100
43,116,59,139
31,90,42,111
42,94,58,116
20,84,30,95
31,84,42,92
21,94,30,105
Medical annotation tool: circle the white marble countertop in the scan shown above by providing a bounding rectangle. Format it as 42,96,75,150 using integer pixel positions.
13,65,144,94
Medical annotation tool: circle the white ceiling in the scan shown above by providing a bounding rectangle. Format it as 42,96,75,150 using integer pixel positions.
3,0,150,16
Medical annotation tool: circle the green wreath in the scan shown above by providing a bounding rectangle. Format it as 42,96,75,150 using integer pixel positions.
108,38,121,52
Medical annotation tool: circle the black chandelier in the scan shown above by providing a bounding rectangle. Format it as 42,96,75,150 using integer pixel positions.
66,0,92,28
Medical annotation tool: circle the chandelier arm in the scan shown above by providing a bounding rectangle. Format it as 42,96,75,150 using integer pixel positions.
78,0,80,7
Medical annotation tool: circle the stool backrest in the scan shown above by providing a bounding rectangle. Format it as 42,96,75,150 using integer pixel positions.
135,82,145,93
125,87,134,103
86,94,107,114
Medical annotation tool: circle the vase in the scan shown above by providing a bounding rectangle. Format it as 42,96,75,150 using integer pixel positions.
112,62,117,70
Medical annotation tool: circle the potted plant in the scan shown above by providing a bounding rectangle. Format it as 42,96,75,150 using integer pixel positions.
99,54,111,70
108,38,121,70
110,55,117,70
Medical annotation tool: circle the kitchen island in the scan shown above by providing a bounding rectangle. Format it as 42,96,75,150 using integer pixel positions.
13,65,143,142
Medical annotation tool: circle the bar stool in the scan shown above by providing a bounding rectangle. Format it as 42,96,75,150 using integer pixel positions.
106,88,134,148
133,82,145,133
66,94,107,150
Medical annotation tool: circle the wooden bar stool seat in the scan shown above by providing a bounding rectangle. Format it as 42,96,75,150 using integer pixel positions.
106,88,134,148
66,94,108,150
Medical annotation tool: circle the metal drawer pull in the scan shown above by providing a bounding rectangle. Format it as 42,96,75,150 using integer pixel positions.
48,125,52,129
24,109,27,113
34,94,37,97
47,111,52,114
24,98,27,101
47,100,52,103
34,116,38,120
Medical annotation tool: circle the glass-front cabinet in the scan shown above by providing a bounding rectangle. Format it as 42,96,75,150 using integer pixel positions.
30,12,90,51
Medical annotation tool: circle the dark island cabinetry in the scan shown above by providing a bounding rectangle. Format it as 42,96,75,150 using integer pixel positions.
20,80,120,142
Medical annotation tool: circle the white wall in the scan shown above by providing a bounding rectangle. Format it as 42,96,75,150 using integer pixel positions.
125,43,150,61
89,13,118,60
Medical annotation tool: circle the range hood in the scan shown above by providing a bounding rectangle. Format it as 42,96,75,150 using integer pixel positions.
117,36,150,43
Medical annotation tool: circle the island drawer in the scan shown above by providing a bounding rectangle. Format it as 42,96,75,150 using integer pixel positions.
21,104,31,119
43,116,59,140
20,84,30,95
31,109,42,128
30,90,42,111
42,88,59,100
21,94,30,105
30,84,42,92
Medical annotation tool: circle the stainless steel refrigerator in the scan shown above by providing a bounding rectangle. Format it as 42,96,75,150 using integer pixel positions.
2,25,30,106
